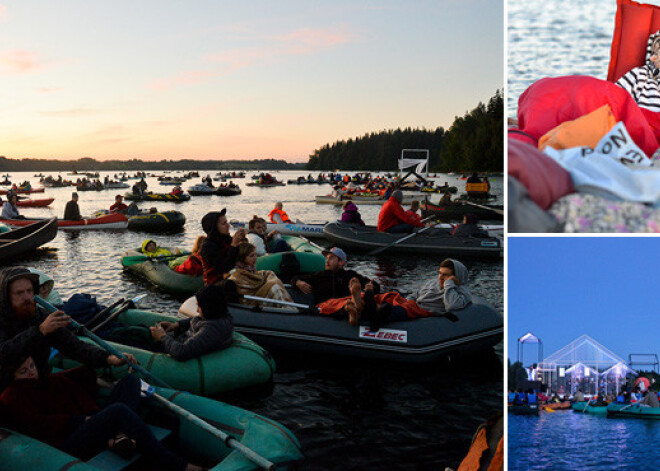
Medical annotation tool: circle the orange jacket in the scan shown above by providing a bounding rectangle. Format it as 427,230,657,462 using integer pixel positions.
377,197,424,232
268,208,291,223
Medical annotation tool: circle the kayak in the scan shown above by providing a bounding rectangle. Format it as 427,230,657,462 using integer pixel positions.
315,194,416,205
0,218,58,263
127,211,186,233
509,404,539,416
123,245,325,295
51,309,275,395
0,383,303,470
422,201,504,222
606,403,660,419
0,198,54,207
179,295,502,362
246,182,286,187
542,401,571,411
571,402,608,415
0,187,45,195
0,213,128,230
124,192,191,202
323,222,503,258
215,186,242,196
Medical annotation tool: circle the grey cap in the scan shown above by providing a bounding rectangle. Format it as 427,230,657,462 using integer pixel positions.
392,190,403,202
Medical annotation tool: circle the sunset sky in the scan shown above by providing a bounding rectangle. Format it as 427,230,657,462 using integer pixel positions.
1,1,503,162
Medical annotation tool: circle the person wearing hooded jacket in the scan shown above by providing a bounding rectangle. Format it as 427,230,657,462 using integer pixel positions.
200,209,246,285
340,201,365,225
27,268,63,307
410,259,472,315
617,29,660,111
141,239,174,258
149,285,234,362
0,267,135,385
377,190,425,233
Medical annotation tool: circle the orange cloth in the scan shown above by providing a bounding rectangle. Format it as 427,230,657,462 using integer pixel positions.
377,197,423,232
268,208,291,223
316,292,431,317
538,104,617,151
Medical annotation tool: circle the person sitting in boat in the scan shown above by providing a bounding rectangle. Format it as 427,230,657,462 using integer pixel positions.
27,268,63,307
405,200,422,225
641,389,660,408
1,193,24,219
171,184,183,196
149,284,234,362
466,172,482,184
377,190,425,233
332,185,346,200
131,182,141,195
226,242,294,309
141,239,175,258
268,202,292,224
109,194,128,213
0,267,137,391
438,190,454,206
172,235,205,276
246,216,291,256
137,177,148,194
0,355,203,470
410,258,472,315
513,389,528,405
617,29,660,111
340,201,365,226
452,213,489,238
573,389,586,402
200,209,246,285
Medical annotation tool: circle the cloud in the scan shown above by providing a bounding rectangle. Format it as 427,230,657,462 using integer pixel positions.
0,50,46,74
40,107,99,117
0,5,6,20
151,26,357,91
37,87,63,93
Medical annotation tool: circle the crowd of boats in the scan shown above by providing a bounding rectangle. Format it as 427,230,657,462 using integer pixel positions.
0,170,503,470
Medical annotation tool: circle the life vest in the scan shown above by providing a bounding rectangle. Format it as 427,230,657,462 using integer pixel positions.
268,208,291,223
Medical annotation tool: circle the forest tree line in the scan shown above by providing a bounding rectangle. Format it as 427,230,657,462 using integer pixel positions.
0,157,305,172
306,90,503,172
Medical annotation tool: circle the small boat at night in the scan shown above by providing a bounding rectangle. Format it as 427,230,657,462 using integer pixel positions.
0,213,128,230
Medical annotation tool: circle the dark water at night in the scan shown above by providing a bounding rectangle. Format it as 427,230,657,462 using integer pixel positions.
509,411,660,470
2,170,503,470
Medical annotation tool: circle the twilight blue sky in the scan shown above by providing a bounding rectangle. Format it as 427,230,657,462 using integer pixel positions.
508,237,660,367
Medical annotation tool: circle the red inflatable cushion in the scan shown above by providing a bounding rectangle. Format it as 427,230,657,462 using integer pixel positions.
608,0,660,83
508,138,575,211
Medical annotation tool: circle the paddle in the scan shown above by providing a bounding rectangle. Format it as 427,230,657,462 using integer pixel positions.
35,296,277,470
84,298,125,329
122,252,190,267
368,222,441,256
462,200,504,216
91,294,147,333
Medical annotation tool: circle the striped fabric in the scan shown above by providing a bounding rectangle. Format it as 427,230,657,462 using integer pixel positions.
617,29,660,112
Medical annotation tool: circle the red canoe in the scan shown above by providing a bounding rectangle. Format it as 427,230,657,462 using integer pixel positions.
0,213,128,230
0,187,46,195
0,198,55,208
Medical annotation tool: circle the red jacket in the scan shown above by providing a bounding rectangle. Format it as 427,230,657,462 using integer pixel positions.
174,253,204,276
377,197,423,232
405,209,422,225
0,374,99,447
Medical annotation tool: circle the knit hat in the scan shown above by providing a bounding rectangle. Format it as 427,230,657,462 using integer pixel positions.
391,190,403,202
195,284,228,319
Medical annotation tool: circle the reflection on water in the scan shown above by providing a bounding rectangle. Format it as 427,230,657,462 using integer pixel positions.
1,170,502,469
508,0,617,116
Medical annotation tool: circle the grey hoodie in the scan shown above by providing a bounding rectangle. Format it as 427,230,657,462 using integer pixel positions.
0,267,108,383
411,259,472,314
617,29,660,111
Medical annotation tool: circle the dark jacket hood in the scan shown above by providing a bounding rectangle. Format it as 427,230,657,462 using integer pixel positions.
343,202,358,212
0,267,40,320
201,210,226,238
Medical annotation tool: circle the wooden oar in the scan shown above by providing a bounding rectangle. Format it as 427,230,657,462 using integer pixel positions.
35,296,276,470
122,252,190,267
462,200,504,216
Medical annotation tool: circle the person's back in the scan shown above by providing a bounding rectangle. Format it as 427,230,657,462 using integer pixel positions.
341,202,365,225
643,391,660,408
377,191,422,233
1,199,20,219
574,391,585,402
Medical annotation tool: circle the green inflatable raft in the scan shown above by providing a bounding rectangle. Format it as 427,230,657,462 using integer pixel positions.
571,401,608,415
122,240,324,295
606,402,660,419
0,384,303,470
50,309,275,396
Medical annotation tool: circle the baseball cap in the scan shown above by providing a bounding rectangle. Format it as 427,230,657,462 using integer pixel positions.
322,247,347,262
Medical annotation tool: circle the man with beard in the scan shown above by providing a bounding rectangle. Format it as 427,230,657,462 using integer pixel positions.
0,267,135,384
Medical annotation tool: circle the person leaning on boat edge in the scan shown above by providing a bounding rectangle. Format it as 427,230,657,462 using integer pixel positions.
0,267,137,387
291,247,380,305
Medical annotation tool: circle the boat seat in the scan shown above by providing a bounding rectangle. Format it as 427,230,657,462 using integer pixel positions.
86,424,172,471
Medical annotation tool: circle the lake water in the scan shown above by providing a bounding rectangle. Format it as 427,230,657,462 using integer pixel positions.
508,0,617,117
1,169,503,470
509,410,660,470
